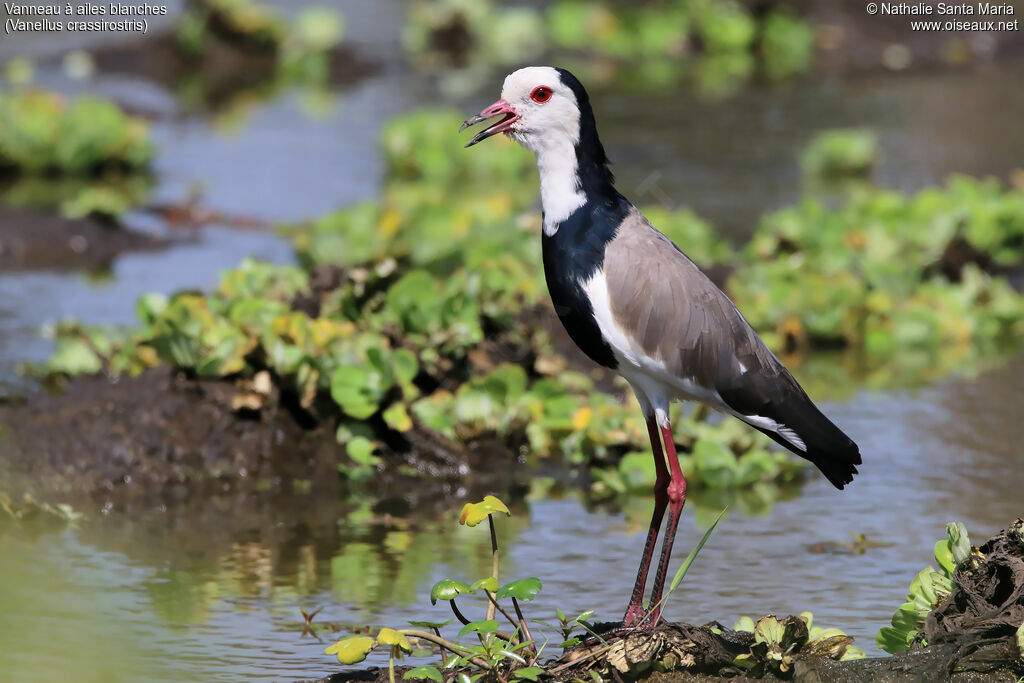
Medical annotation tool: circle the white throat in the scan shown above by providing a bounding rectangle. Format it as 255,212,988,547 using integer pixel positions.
535,138,586,236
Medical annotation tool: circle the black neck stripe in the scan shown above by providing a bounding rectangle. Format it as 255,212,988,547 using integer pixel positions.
554,67,617,199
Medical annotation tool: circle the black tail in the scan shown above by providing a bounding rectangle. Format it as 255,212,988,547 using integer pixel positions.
753,395,861,490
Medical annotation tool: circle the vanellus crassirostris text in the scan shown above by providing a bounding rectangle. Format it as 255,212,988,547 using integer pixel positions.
462,66,861,631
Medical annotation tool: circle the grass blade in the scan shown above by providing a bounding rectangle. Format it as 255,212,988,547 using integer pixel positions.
667,506,727,594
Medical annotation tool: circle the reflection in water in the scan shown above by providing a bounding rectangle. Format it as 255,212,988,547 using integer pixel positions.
2,349,1022,680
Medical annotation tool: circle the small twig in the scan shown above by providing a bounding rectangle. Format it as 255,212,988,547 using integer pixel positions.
484,592,523,638
398,629,492,670
510,598,536,655
486,515,499,622
431,626,447,665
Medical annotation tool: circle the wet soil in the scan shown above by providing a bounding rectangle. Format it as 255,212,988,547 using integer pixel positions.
0,207,167,271
0,367,522,511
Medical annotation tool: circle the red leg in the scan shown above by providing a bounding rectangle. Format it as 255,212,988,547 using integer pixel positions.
621,416,670,629
643,422,688,628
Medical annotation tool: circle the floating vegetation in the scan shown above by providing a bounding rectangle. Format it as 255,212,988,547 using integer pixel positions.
0,90,153,175
800,128,880,181
0,89,154,219
177,0,344,77
731,176,1024,364
402,0,817,96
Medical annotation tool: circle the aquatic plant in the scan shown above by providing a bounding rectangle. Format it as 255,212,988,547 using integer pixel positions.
324,496,551,681
877,522,973,653
176,0,344,83
0,90,153,175
800,129,880,180
731,177,1024,358
732,612,865,675
321,496,723,681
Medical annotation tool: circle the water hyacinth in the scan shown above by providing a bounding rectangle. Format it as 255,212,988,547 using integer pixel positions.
0,90,153,175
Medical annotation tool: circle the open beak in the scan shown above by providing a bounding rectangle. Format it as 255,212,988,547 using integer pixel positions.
460,99,519,148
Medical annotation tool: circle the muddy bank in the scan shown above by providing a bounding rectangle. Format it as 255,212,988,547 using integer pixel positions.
0,207,167,271
0,367,522,511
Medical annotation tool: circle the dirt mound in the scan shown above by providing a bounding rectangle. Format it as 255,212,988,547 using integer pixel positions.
0,207,166,271
0,368,520,510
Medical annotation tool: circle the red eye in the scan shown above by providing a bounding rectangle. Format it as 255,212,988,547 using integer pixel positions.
530,86,552,104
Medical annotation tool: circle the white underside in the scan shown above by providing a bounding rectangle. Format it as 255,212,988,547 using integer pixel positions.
581,269,808,452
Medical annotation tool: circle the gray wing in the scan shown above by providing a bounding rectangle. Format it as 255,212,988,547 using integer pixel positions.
603,209,861,489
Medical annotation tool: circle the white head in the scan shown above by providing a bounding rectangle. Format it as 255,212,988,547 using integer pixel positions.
461,66,581,153
462,66,615,232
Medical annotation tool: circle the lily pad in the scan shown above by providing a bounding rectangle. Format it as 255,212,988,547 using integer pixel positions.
324,635,376,664
459,495,510,527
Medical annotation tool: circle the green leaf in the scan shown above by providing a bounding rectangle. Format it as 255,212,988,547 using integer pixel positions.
324,635,376,664
458,620,499,638
733,652,757,669
330,364,389,419
946,522,971,564
383,401,414,432
668,507,727,593
404,666,443,682
408,619,453,629
934,540,955,576
470,576,499,593
1016,621,1024,658
512,666,544,681
733,616,756,632
754,616,784,645
571,610,594,624
430,578,471,605
876,626,913,654
346,436,378,467
459,495,511,527
377,627,412,652
496,577,542,602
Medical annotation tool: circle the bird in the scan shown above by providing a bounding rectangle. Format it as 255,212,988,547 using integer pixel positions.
461,66,861,631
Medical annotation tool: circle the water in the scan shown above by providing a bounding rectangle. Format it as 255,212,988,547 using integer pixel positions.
1,4,1024,681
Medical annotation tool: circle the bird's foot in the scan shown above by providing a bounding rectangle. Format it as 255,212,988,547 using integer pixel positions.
571,610,660,646
621,604,662,632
